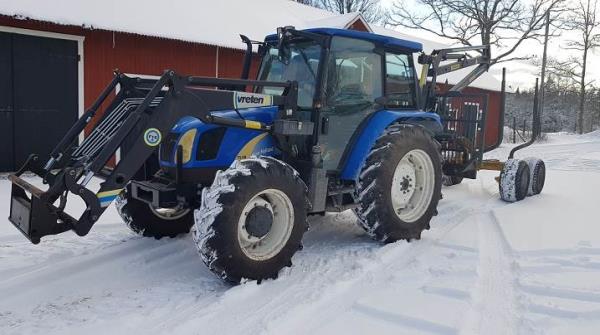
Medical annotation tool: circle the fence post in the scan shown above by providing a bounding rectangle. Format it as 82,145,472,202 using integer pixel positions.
532,78,539,141
513,117,517,143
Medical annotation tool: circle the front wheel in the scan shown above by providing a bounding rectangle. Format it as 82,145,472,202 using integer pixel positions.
356,124,442,242
115,187,194,239
193,157,308,283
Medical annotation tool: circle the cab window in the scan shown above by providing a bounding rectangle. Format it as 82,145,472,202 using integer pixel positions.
385,53,416,108
325,37,382,114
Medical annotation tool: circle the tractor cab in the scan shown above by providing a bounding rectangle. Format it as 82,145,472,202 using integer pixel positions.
256,28,429,172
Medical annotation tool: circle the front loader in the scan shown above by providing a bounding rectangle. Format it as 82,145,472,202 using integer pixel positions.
9,71,300,244
7,26,544,283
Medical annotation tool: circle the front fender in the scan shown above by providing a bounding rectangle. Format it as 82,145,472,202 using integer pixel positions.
339,110,442,181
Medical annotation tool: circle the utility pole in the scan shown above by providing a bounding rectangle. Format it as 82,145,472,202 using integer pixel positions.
539,9,551,136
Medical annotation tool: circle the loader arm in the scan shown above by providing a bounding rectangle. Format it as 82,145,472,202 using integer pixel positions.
417,45,491,111
8,70,309,243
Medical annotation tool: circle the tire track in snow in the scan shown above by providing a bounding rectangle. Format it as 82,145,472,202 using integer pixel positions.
459,211,521,335
244,195,501,335
151,200,488,334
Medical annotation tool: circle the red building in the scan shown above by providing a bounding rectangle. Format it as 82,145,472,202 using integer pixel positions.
0,1,503,172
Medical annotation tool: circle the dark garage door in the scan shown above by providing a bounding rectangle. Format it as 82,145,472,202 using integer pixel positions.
0,32,78,172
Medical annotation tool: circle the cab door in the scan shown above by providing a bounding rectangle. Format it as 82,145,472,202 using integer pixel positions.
318,37,383,171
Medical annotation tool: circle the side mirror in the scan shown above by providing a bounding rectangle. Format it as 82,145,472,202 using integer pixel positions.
276,26,294,64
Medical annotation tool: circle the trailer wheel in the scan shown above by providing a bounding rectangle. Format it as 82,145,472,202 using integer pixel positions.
115,187,194,239
524,157,546,196
499,159,530,202
193,157,308,284
356,124,442,242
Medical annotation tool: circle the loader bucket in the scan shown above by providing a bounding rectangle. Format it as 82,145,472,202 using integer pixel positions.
8,173,72,244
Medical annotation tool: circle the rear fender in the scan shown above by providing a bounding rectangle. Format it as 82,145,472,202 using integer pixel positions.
339,110,442,181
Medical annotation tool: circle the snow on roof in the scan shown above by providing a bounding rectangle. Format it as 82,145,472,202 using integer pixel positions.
0,0,335,49
0,0,501,91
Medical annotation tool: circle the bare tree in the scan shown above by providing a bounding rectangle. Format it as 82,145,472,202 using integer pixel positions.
388,0,564,65
532,56,582,87
293,0,385,23
563,0,600,133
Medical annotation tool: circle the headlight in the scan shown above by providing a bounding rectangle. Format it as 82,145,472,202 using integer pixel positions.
177,129,197,164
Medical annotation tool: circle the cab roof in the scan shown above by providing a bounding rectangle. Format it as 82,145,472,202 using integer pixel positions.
266,27,423,53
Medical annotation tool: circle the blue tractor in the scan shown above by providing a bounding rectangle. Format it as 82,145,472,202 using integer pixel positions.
7,27,543,283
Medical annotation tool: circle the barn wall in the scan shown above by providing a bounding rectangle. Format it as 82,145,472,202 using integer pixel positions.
0,16,259,121
348,20,370,32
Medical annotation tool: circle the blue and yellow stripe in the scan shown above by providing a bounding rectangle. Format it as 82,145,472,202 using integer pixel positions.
97,189,122,207
236,133,269,160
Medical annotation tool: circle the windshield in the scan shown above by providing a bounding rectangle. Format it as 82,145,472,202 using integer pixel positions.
257,40,321,108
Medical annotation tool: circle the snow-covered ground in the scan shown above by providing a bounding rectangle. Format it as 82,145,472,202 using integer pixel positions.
1,131,599,335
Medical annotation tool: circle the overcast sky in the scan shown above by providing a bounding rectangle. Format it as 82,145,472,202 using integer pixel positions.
380,0,600,91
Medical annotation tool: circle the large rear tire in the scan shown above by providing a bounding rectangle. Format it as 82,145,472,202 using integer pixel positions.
193,157,308,283
115,187,194,239
356,124,442,243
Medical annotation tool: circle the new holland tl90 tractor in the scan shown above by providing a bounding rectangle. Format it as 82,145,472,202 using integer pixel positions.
8,27,545,283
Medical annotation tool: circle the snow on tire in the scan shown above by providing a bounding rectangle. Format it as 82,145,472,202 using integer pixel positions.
499,159,530,202
355,124,442,243
524,157,546,196
193,157,308,284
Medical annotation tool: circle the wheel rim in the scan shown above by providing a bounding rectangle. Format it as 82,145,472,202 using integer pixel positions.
148,205,190,220
237,189,295,261
391,149,435,223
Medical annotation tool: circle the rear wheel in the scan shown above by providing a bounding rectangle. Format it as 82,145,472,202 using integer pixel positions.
193,157,308,283
115,187,194,238
356,124,442,242
499,159,530,202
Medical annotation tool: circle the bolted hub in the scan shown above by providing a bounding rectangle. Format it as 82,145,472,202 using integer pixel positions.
400,175,413,193
245,206,273,238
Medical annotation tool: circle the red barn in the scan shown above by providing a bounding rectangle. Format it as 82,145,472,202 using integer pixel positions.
0,0,503,172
